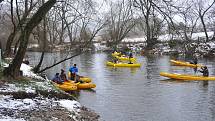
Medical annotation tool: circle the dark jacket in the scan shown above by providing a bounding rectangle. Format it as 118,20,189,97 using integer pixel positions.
199,68,209,77
60,73,67,81
52,75,63,84
193,58,198,65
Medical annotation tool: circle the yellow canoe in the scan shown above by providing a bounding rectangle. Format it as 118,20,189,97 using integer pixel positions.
66,80,96,90
106,61,141,67
68,72,92,83
77,83,96,89
80,77,92,83
115,55,136,62
170,60,203,68
54,82,77,91
160,72,215,81
111,52,121,57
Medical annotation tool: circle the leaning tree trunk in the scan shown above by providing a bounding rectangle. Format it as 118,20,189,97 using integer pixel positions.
33,51,45,73
3,0,56,78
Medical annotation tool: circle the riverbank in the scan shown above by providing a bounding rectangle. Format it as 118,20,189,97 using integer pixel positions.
0,63,100,121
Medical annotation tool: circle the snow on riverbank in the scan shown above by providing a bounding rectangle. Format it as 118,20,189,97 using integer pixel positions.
0,117,25,121
0,95,81,120
0,63,83,120
122,32,214,43
58,100,82,120
20,63,45,81
2,63,44,81
94,31,215,53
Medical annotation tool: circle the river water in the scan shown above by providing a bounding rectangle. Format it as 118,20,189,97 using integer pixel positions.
27,52,215,121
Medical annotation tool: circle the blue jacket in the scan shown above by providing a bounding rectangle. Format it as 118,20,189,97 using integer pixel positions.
52,75,63,83
69,66,78,74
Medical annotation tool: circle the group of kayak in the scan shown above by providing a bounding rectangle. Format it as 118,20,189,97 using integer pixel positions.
106,51,141,67
107,52,214,81
54,74,96,91
160,59,215,81
52,64,96,92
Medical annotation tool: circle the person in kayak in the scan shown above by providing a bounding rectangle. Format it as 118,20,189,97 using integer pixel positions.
112,57,119,63
199,66,209,77
60,69,68,82
190,57,198,65
127,52,133,64
129,52,133,58
69,64,83,83
52,73,64,84
193,67,197,73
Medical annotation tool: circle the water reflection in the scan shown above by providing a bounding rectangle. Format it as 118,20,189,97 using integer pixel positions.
160,79,194,84
26,52,215,121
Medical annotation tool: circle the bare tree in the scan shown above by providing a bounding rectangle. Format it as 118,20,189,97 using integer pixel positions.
4,0,37,57
150,0,182,39
175,0,199,41
131,0,154,49
32,0,106,73
33,0,50,73
194,0,215,42
105,0,136,49
3,0,56,78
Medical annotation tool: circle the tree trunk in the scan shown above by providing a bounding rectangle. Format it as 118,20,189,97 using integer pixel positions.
37,52,82,73
33,16,48,73
13,39,20,54
3,0,56,78
0,41,2,58
4,32,16,57
146,20,152,49
4,0,29,57
200,15,209,42
33,51,45,73
145,9,152,50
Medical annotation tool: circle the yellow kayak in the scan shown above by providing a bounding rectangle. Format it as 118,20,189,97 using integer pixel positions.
54,81,77,91
111,52,121,57
77,82,96,89
170,60,203,68
115,55,136,62
80,77,92,83
106,61,141,67
68,72,92,83
67,80,96,89
160,72,215,81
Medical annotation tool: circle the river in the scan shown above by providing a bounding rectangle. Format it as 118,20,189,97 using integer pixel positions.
27,52,215,121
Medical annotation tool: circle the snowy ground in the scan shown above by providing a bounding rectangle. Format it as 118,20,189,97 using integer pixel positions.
0,63,99,121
